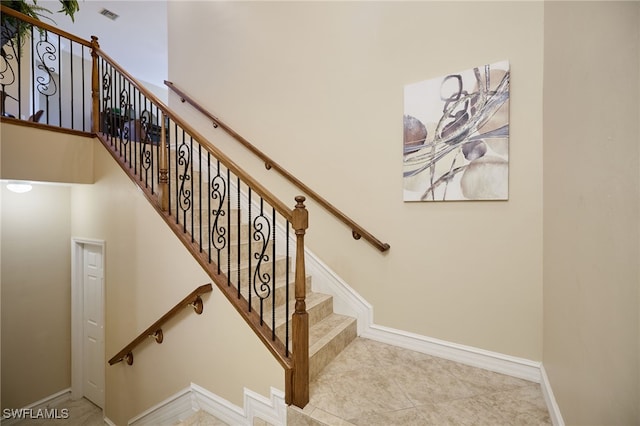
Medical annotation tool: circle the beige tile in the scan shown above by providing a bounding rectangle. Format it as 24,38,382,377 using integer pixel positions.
309,366,414,420
180,410,229,425
479,384,551,425
415,396,511,426
388,356,480,405
436,357,533,394
316,338,383,376
349,407,428,426
306,338,551,426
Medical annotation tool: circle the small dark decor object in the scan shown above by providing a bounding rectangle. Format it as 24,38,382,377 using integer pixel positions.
1,0,80,48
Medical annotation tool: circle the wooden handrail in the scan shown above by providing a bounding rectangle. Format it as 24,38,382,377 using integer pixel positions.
164,80,391,253
108,283,213,365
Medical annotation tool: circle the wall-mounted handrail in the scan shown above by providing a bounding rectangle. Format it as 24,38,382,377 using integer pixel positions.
108,283,213,365
164,80,391,253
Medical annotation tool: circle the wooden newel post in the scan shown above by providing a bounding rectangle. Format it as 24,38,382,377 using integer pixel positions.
90,36,100,134
291,195,309,408
158,114,169,211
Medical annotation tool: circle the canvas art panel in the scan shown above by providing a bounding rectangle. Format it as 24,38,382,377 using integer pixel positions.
403,60,510,201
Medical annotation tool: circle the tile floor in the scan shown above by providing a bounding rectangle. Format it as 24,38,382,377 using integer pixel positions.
292,337,551,425
11,337,551,425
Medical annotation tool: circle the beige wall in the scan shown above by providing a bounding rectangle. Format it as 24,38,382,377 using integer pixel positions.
1,123,94,184
543,2,640,425
70,140,282,425
1,183,72,409
168,1,544,360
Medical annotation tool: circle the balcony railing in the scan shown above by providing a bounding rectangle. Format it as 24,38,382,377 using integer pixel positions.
0,7,93,132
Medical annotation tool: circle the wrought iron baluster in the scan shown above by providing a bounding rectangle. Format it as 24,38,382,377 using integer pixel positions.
226,167,231,288
120,86,130,160
236,176,241,295
286,224,290,356
211,159,227,275
81,46,85,131
177,127,191,232
207,152,212,264
70,41,74,129
189,134,194,238
248,189,252,312
35,29,58,125
57,32,61,125
252,198,272,327
271,207,276,339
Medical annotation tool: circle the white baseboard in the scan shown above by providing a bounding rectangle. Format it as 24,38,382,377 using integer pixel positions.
128,384,286,426
540,365,565,426
362,324,542,383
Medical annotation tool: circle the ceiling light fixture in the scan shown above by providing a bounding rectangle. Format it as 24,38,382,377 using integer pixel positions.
7,182,33,193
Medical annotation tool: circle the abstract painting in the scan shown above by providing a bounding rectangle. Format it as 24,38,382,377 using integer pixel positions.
403,60,510,201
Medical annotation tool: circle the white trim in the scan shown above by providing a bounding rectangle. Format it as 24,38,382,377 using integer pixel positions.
243,387,286,426
128,384,286,426
71,238,106,407
104,417,117,426
362,323,542,382
128,387,194,425
304,248,373,336
1,388,71,426
540,365,565,426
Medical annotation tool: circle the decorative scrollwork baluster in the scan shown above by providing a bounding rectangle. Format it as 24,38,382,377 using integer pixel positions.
0,42,17,116
177,131,192,227
35,31,58,98
139,109,153,181
252,212,272,313
211,173,227,269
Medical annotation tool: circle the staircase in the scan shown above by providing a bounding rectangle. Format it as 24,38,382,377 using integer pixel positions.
118,138,357,386
179,157,358,382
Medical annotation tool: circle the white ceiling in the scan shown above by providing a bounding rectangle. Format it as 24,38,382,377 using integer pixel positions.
41,0,168,87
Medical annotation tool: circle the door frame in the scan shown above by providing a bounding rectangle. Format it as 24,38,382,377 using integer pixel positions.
71,237,106,403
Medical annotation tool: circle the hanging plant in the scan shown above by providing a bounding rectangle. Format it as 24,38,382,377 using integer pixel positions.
1,0,80,48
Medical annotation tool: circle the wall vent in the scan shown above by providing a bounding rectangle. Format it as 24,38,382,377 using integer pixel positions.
99,8,119,21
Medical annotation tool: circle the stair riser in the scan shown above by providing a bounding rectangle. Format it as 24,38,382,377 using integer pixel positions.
273,296,333,342
309,319,357,381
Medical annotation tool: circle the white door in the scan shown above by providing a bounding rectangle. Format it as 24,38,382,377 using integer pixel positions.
83,244,105,408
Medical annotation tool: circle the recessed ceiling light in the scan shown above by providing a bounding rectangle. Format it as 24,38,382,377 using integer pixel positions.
99,8,119,21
